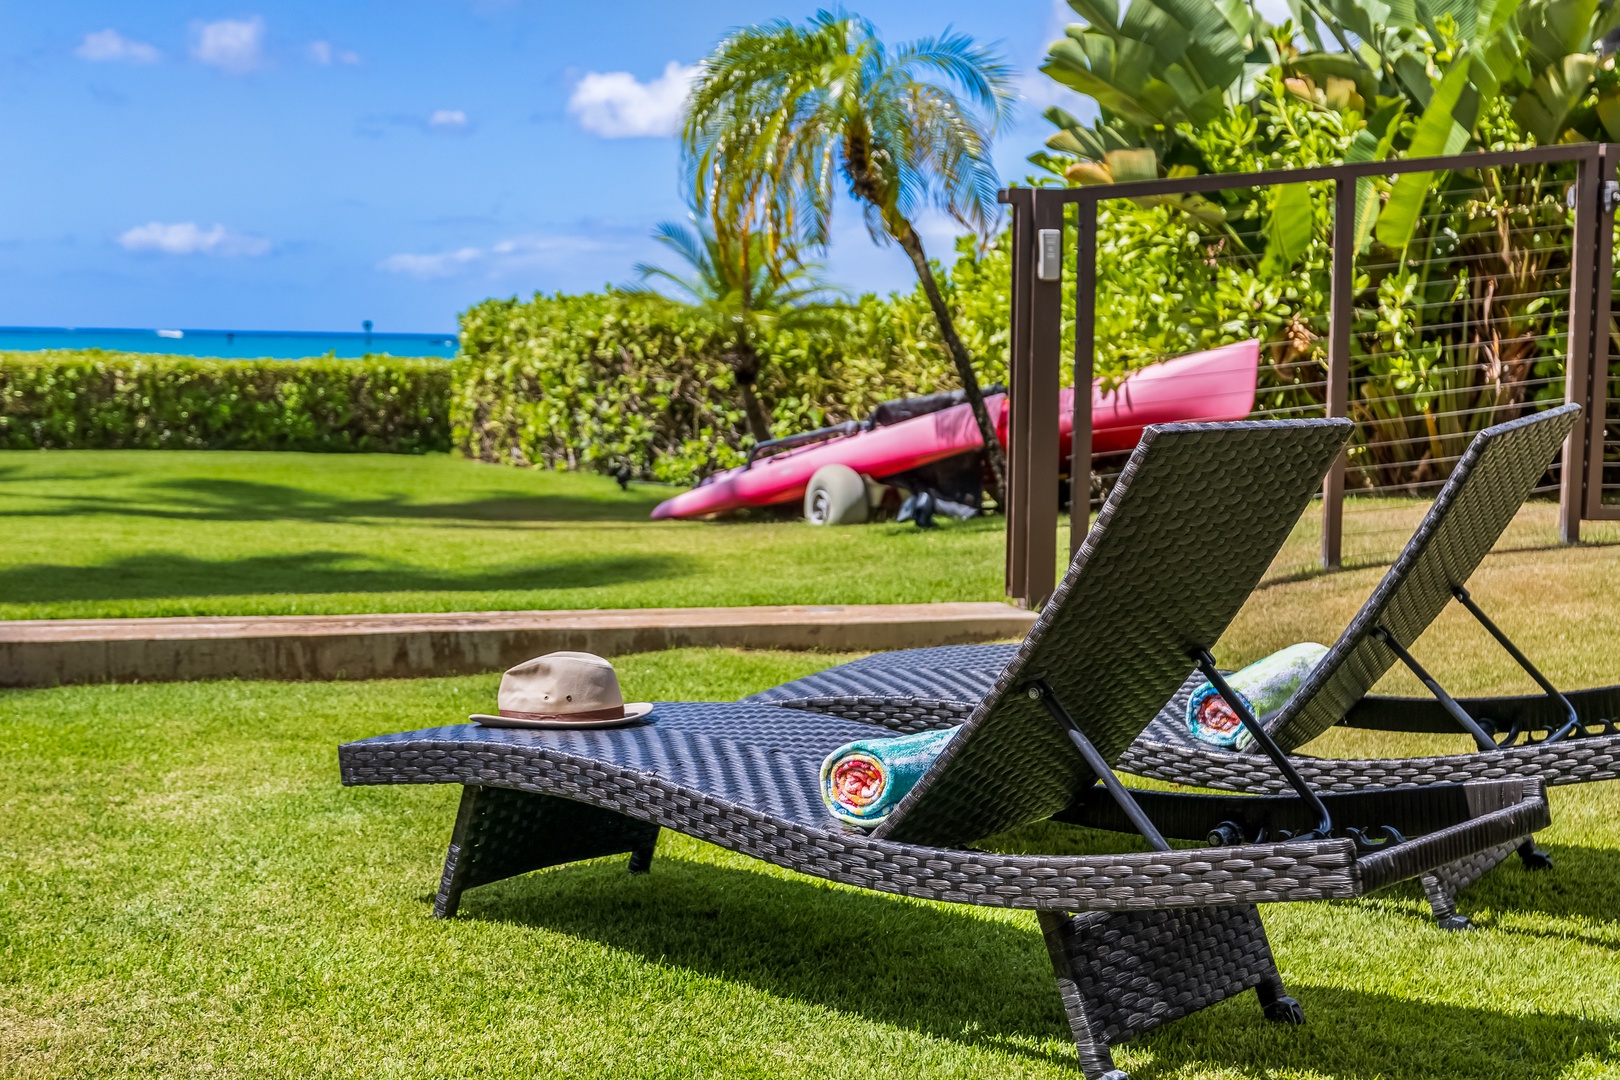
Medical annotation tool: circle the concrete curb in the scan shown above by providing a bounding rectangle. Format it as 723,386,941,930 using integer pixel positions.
0,603,1035,687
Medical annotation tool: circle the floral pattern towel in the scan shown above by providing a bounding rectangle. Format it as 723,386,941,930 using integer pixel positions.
1186,642,1330,749
820,726,960,828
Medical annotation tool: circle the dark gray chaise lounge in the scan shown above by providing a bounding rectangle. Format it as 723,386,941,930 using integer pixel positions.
750,404,1611,928
340,419,1550,1080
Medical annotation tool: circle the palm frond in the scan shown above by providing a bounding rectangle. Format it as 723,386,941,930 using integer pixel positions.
682,10,1008,272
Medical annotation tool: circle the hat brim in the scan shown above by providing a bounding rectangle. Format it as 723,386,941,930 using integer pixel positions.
470,702,654,729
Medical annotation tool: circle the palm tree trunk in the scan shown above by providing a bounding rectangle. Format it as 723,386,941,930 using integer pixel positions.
730,340,775,444
738,382,774,444
894,222,1009,509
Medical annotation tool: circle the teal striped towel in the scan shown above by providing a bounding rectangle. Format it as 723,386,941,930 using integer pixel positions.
820,726,960,828
1187,642,1329,749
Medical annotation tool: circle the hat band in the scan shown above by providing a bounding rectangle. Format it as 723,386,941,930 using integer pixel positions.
498,705,626,722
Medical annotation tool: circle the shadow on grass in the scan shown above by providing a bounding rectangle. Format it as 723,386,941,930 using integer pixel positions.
0,549,688,604
1457,842,1620,941
464,856,1072,1066
461,856,1615,1078
1,476,667,525
5,476,1011,532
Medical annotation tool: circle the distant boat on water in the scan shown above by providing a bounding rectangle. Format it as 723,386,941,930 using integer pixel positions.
0,325,459,359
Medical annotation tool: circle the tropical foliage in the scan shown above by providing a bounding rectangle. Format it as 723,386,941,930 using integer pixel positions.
1031,0,1619,489
454,1,1619,495
682,12,1016,502
627,220,841,442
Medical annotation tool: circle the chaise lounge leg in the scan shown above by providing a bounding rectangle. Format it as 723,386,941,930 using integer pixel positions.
1254,972,1304,1024
1515,837,1553,870
1038,911,1125,1079
1420,838,1524,929
627,840,657,874
434,785,661,919
1421,872,1472,931
1037,905,1292,1080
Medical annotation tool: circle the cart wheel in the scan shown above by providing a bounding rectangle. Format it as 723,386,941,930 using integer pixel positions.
804,465,869,525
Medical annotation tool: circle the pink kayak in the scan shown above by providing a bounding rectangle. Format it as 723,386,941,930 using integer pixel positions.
651,339,1260,520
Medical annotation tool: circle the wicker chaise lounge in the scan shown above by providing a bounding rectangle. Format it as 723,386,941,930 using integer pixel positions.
751,404,1613,928
340,419,1551,1080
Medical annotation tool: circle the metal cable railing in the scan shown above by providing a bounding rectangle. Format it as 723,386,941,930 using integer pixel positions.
1061,154,1596,587
1002,144,1619,607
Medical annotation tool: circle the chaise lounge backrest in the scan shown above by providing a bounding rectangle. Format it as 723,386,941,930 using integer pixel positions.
875,418,1352,848
1258,404,1580,754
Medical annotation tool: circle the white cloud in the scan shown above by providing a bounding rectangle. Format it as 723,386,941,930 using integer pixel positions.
76,29,161,64
428,108,469,131
567,60,697,138
378,247,484,277
191,17,265,74
378,235,602,278
308,40,360,66
118,222,271,257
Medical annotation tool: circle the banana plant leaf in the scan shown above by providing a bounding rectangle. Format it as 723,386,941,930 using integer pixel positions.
1376,58,1474,251
1512,54,1599,142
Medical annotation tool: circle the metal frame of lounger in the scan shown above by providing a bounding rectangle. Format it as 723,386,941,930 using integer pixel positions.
749,404,1612,929
340,419,1550,1080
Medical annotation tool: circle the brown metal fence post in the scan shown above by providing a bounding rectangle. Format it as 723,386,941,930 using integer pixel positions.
1562,147,1601,543
1001,189,1033,600
1585,143,1619,521
1000,187,1063,607
1020,191,1064,607
1071,197,1097,559
1322,178,1354,569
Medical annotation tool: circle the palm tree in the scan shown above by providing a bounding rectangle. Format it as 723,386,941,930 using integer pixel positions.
683,12,1015,506
628,219,840,443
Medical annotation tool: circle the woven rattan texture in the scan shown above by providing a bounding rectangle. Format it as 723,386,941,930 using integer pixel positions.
1264,404,1579,751
752,649,1203,750
338,707,1376,911
751,650,1620,792
1352,781,1547,891
1037,905,1283,1079
747,644,1010,712
1421,841,1519,921
1120,729,1620,793
877,419,1351,848
1064,906,1276,1046
435,785,658,917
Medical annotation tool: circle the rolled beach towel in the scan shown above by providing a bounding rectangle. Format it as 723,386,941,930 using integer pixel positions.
820,726,960,828
1187,642,1329,749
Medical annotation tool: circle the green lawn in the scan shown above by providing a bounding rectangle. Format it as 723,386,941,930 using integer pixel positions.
0,450,1015,620
8,451,1620,1077
2,646,1617,1078
7,449,1620,622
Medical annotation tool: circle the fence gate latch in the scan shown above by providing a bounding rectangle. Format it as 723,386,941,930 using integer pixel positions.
1036,228,1062,282
1579,180,1620,213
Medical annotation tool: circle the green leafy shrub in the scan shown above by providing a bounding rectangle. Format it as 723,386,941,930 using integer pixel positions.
452,287,981,485
0,351,451,453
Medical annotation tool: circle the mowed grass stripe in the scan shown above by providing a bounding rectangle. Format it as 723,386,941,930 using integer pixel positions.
6,450,1620,625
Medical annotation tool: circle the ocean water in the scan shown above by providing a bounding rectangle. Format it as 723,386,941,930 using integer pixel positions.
0,325,458,359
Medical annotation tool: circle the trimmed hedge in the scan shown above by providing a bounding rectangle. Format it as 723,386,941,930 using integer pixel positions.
453,276,993,485
0,351,451,453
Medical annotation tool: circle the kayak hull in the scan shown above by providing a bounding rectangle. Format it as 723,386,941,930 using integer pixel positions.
651,339,1260,521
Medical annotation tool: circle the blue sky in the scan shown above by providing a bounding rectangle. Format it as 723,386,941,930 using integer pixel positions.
0,0,1095,333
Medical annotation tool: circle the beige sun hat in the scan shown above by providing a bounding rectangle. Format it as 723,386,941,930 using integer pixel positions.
470,651,652,728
